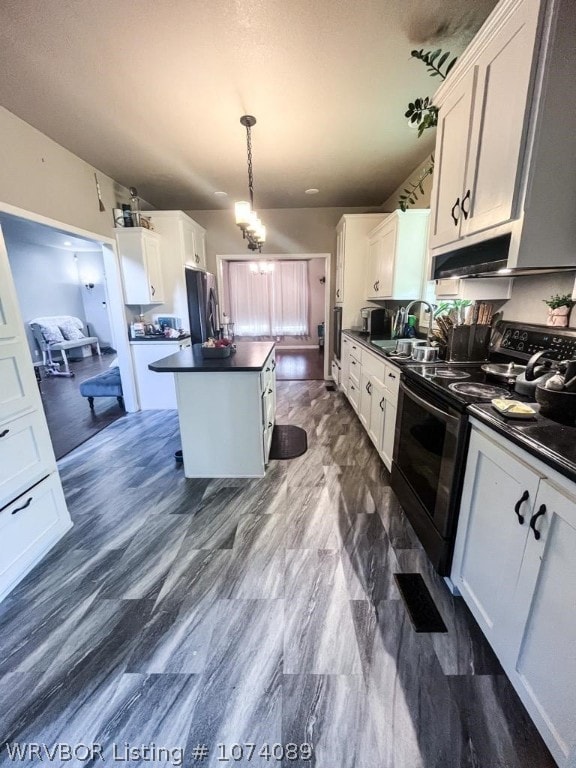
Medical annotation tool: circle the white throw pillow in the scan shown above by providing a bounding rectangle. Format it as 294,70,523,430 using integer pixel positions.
59,319,86,341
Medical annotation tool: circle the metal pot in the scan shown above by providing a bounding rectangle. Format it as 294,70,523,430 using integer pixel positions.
481,362,526,381
395,339,413,356
419,346,439,362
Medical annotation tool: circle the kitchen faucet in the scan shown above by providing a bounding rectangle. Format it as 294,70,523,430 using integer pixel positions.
404,300,436,342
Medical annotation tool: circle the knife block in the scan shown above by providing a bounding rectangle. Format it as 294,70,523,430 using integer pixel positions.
446,325,491,362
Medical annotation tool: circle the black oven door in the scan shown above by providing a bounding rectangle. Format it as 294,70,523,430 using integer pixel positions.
393,380,463,540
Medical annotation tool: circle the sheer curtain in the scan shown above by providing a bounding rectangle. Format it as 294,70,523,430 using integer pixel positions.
228,260,309,337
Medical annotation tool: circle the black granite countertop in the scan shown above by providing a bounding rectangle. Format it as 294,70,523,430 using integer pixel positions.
149,341,275,373
468,403,576,484
342,328,431,366
130,333,190,343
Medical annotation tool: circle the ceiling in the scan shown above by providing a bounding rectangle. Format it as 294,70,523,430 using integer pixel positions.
0,0,496,211
0,213,101,252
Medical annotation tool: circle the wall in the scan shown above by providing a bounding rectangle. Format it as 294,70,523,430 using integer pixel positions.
381,154,434,211
0,106,150,238
76,251,114,347
186,206,384,276
6,240,86,358
500,273,576,326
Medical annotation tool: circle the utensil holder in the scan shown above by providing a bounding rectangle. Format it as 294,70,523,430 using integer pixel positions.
446,325,491,362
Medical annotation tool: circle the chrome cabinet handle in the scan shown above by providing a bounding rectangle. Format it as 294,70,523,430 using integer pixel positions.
529,504,546,540
451,198,460,226
514,490,529,524
0,429,9,438
11,497,32,515
461,189,471,219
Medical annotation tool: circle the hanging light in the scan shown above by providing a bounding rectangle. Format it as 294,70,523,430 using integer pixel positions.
234,115,266,252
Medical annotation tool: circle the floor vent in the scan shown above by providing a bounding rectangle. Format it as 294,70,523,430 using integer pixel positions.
394,573,448,633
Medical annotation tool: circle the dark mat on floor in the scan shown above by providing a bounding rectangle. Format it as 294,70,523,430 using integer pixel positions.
394,573,448,633
269,425,308,460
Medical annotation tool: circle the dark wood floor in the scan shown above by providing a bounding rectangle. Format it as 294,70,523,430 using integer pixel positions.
0,382,554,767
38,354,125,460
275,348,325,380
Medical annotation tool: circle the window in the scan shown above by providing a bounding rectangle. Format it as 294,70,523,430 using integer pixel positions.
228,260,309,337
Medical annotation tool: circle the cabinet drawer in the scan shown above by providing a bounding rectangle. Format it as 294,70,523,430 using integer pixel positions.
361,349,385,383
260,353,276,390
348,356,360,378
383,363,400,402
0,474,70,594
0,410,55,507
0,341,39,422
349,340,362,362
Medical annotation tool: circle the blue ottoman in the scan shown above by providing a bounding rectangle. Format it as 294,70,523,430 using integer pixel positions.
79,366,124,411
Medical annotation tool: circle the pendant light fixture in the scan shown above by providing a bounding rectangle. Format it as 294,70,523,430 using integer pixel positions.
234,115,266,252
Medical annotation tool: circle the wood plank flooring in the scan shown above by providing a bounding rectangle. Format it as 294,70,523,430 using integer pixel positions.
38,354,125,460
275,348,325,380
0,382,555,767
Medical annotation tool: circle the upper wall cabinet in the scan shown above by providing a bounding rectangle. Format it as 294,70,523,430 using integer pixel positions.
117,229,164,305
335,214,386,330
366,210,430,301
430,0,540,250
181,217,207,271
429,0,576,272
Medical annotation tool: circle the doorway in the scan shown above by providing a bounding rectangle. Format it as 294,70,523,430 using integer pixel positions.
216,253,330,381
0,209,136,459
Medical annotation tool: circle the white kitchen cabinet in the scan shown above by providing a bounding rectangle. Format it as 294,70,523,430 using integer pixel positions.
117,228,164,304
433,277,512,301
430,0,539,249
335,215,386,330
452,421,576,766
430,0,576,274
340,334,350,395
341,333,400,471
0,225,72,605
182,218,207,270
130,338,191,410
366,210,430,300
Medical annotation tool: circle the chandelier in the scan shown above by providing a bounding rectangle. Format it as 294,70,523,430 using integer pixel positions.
234,115,266,252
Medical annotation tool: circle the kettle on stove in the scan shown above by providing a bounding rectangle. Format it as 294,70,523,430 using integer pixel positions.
514,349,555,396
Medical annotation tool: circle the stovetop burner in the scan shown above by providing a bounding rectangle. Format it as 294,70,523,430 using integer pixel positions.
432,369,471,380
448,381,511,400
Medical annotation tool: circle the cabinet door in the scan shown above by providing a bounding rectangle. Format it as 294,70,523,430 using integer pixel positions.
359,370,372,430
194,228,207,270
451,428,542,658
368,378,385,450
0,341,40,423
511,480,576,765
0,410,55,507
366,236,380,299
182,223,196,268
0,226,21,340
380,400,396,472
374,219,397,298
429,67,478,249
462,0,539,237
335,228,344,304
144,235,164,303
340,335,350,394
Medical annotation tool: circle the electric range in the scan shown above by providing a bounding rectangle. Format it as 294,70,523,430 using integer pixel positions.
390,321,576,576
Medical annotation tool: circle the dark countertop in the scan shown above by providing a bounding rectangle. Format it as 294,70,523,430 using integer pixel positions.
130,333,190,343
342,328,429,366
468,403,576,484
149,341,275,373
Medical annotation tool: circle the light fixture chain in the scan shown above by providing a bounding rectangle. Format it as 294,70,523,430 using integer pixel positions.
246,124,254,207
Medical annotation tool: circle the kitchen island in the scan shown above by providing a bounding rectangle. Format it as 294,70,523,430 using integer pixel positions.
149,342,276,478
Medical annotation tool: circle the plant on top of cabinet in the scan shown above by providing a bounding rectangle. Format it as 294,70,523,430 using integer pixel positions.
399,48,457,211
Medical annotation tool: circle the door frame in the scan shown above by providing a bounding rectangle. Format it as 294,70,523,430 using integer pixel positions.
0,201,138,412
216,252,331,380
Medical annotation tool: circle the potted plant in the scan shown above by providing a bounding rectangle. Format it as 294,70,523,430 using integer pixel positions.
543,293,574,327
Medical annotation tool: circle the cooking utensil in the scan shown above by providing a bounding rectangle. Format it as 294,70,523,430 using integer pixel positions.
481,362,526,381
419,346,439,362
395,339,412,356
536,383,576,424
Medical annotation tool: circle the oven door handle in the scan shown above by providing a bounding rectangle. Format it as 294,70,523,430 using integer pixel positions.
400,381,460,426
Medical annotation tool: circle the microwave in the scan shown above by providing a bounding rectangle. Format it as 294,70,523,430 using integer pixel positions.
153,315,183,331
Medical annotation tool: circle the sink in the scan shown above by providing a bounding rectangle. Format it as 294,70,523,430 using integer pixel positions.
370,339,398,351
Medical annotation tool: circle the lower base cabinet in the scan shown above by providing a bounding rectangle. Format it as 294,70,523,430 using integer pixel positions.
452,421,576,767
341,333,399,471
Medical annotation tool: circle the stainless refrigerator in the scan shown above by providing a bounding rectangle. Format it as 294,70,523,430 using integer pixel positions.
185,268,220,344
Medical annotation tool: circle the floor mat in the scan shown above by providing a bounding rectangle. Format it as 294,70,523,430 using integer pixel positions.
269,425,308,460
394,573,448,633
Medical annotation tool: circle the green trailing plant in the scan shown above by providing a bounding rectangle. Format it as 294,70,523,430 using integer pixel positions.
543,293,574,310
399,48,457,210
398,158,434,212
434,299,472,318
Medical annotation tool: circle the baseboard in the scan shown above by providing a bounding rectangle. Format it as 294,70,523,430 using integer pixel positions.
277,345,320,350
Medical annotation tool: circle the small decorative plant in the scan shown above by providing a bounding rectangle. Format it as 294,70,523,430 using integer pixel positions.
543,294,574,327
399,48,457,211
543,293,574,310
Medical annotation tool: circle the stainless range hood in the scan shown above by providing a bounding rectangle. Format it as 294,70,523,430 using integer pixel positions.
433,234,576,279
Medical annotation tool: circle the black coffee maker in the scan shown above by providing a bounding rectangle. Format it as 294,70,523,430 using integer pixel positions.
359,307,390,336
